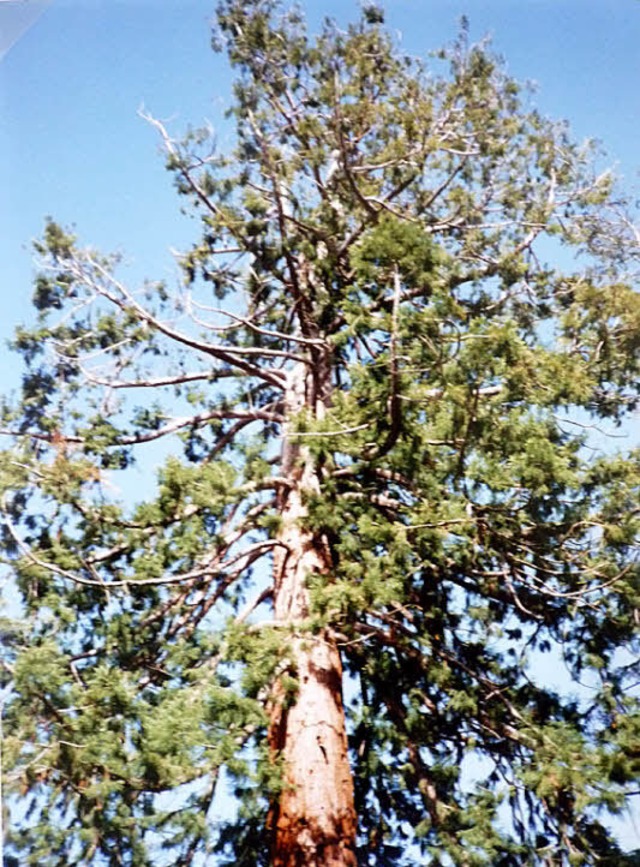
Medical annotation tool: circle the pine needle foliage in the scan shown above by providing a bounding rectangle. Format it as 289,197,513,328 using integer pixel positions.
2,2,640,864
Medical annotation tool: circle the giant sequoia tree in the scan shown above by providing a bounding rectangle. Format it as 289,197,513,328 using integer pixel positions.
2,3,640,865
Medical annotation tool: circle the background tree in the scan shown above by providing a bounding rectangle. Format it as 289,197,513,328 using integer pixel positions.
2,1,640,864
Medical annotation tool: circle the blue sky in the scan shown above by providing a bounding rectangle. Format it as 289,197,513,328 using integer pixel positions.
1,0,640,851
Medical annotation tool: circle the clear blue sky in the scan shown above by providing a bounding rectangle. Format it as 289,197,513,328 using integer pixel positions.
1,0,640,850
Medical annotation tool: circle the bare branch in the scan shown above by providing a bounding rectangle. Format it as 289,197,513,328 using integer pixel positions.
0,407,283,450
65,253,288,388
3,497,280,591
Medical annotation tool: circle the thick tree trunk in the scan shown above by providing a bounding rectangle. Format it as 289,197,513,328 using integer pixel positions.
268,364,357,867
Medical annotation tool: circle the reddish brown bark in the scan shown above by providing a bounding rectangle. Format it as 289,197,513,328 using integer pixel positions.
267,364,357,867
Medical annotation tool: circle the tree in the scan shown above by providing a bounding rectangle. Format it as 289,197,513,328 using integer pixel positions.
2,2,640,864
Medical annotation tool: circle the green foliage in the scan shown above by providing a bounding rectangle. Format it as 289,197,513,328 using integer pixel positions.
2,1,640,864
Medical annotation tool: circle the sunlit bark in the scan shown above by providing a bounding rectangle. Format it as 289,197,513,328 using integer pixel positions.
268,363,357,866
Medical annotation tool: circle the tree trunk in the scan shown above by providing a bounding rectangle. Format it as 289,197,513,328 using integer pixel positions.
268,363,357,867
